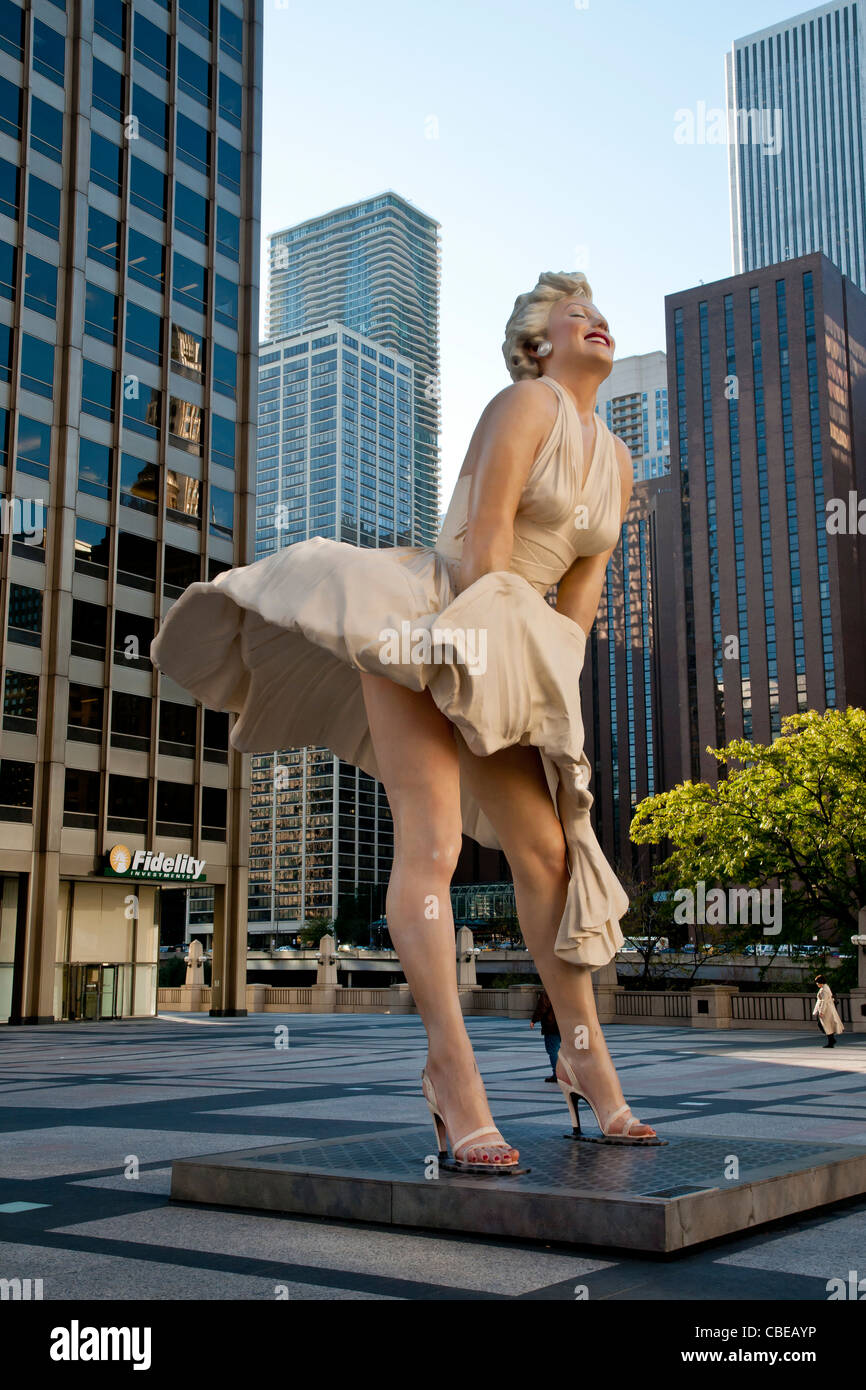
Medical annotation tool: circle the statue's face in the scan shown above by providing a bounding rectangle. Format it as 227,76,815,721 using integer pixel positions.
541,296,616,374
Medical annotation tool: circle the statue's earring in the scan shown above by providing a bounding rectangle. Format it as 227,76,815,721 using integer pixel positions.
535,340,553,358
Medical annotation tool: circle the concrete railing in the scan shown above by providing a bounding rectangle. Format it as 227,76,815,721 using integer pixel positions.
156,982,864,1031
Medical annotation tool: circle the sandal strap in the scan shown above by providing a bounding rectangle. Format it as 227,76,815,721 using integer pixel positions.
605,1104,632,1135
453,1125,505,1156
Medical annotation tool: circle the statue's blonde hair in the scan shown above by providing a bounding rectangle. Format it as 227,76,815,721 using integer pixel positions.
502,271,594,382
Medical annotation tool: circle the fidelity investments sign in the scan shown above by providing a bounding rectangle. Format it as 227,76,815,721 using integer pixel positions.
103,844,207,882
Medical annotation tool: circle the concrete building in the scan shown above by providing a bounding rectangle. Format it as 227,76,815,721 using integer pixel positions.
0,0,263,1022
727,1,866,292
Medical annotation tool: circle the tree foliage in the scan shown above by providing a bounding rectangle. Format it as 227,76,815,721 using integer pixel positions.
630,708,866,938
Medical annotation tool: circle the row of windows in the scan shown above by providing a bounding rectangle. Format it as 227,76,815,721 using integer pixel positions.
4,670,228,754
0,756,227,836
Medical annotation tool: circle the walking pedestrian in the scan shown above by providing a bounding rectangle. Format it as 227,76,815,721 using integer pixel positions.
812,975,844,1048
530,988,561,1081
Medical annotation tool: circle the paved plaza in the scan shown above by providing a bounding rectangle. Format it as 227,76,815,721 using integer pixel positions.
1,1014,865,1300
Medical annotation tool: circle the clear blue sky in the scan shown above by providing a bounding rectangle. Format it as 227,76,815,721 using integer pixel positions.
260,0,800,498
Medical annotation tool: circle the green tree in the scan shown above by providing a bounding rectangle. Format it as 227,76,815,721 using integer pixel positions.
630,708,866,944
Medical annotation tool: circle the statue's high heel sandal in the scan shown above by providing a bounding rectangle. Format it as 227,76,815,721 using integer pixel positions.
557,1053,667,1146
421,1069,526,1174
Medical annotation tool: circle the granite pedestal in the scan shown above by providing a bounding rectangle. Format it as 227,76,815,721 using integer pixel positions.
170,1120,866,1254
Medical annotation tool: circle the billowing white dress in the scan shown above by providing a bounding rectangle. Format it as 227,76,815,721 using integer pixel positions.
150,374,629,968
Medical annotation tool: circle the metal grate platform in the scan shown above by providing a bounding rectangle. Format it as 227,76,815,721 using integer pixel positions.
170,1121,866,1254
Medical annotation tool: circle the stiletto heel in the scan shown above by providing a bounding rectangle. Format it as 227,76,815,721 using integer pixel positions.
556,1054,667,1145
421,1068,526,1173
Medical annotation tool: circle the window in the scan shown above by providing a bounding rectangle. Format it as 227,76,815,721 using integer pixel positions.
214,274,237,329
203,707,228,761
171,323,204,378
71,598,107,659
218,72,242,128
0,321,10,382
4,670,39,734
0,238,15,299
26,173,60,239
92,57,125,122
94,0,125,47
178,43,210,104
24,253,57,318
85,281,119,345
33,19,65,85
128,227,165,292
114,608,154,662
117,532,157,591
63,768,100,828
107,774,148,833
217,138,240,194
174,182,208,244
168,396,202,452
20,334,54,398
219,4,242,61
0,74,22,140
125,299,162,365
123,381,161,438
110,690,150,751
172,251,206,314
120,451,158,513
74,517,110,576
156,779,193,835
90,130,123,196
82,359,115,422
164,544,198,596
0,0,25,60
180,0,211,40
159,700,196,756
16,415,51,479
176,112,209,175
68,683,104,743
30,96,63,161
166,467,201,523
133,13,170,79
209,483,233,540
201,785,226,839
211,412,234,468
132,83,168,149
87,207,121,269
212,342,236,398
78,437,112,499
8,583,42,645
0,155,19,220
0,406,10,469
216,205,239,261
0,759,34,821
130,156,167,221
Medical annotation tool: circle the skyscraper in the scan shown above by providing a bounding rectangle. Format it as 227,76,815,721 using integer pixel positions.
267,191,441,543
247,320,412,934
595,352,670,483
0,0,262,1023
726,1,866,292
665,252,866,785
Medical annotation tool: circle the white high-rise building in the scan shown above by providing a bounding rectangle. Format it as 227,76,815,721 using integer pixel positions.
595,352,669,482
726,2,866,291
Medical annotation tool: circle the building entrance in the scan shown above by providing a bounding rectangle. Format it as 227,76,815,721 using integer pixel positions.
64,964,120,1021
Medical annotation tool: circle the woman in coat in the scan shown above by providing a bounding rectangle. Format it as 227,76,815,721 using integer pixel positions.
812,975,844,1048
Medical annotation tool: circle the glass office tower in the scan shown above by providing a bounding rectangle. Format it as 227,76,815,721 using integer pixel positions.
244,321,411,937
595,352,670,483
727,2,866,292
266,191,441,545
0,0,262,1022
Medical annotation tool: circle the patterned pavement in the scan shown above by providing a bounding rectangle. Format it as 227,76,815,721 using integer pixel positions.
1,1014,865,1300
